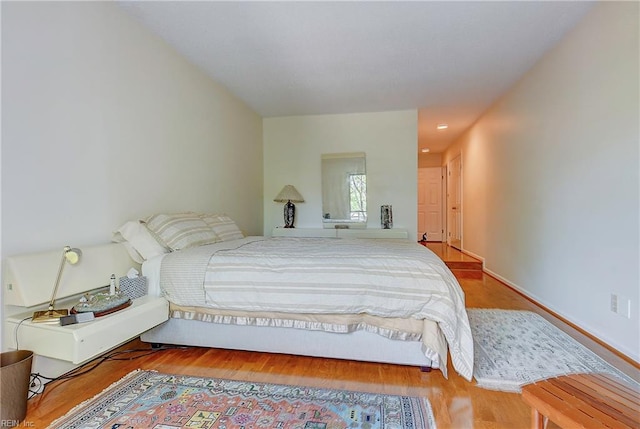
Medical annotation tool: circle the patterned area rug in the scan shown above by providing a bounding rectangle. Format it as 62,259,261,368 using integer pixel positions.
48,370,436,429
469,309,640,393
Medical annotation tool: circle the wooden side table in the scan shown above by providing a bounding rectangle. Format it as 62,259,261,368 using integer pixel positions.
521,373,640,429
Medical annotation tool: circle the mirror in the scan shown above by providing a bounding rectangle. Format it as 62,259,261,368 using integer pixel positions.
321,152,367,228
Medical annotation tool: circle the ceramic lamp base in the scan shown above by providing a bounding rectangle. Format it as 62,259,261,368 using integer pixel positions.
284,201,296,228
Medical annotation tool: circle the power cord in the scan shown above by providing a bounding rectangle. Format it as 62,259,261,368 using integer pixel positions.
28,344,186,399
14,316,32,350
12,314,186,398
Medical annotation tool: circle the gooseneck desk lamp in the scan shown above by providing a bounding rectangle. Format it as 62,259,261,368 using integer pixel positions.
32,246,82,323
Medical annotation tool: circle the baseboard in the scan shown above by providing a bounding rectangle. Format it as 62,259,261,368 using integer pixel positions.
460,248,484,265
483,267,640,369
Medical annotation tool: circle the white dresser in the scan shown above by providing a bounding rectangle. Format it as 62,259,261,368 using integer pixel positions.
271,227,409,239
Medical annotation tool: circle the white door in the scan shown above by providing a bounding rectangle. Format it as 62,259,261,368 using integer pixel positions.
447,155,462,250
417,167,443,241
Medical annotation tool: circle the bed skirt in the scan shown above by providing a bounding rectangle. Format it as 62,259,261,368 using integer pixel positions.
140,317,439,371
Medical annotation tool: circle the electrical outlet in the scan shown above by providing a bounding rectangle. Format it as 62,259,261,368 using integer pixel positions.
610,294,618,313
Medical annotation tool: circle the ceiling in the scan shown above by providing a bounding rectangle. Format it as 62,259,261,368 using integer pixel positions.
117,1,595,154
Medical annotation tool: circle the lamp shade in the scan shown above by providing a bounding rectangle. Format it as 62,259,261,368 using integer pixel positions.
274,185,304,203
64,247,82,265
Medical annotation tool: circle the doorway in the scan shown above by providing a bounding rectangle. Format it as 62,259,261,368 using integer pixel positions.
417,167,443,242
447,154,462,250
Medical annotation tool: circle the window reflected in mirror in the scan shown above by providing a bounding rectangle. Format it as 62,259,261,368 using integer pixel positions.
321,152,367,227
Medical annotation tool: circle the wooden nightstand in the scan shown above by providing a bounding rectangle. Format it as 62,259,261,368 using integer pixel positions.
4,295,168,364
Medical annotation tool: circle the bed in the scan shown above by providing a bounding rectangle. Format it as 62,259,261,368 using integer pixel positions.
119,213,473,381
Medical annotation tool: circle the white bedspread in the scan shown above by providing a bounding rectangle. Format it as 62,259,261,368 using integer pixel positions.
156,237,473,380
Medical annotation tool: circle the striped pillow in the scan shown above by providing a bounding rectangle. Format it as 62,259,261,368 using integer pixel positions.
144,212,221,251
200,214,244,242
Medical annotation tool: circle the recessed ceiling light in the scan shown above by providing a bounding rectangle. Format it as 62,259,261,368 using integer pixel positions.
421,148,430,153
437,123,448,130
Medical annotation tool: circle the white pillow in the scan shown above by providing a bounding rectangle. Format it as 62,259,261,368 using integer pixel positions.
113,220,169,261
200,213,245,242
145,212,221,251
112,238,144,264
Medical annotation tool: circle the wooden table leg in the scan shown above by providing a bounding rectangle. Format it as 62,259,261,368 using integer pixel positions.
531,408,548,429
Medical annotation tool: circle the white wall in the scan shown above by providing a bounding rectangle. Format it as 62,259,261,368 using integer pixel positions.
263,111,418,238
1,2,264,260
444,2,639,361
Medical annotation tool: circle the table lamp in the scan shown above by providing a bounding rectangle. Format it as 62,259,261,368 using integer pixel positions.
274,185,304,228
32,246,82,323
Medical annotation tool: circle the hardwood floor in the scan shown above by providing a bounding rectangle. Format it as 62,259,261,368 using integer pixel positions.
24,244,640,429
422,242,484,279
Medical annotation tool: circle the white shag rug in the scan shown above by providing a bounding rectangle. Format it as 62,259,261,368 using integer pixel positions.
468,308,639,393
